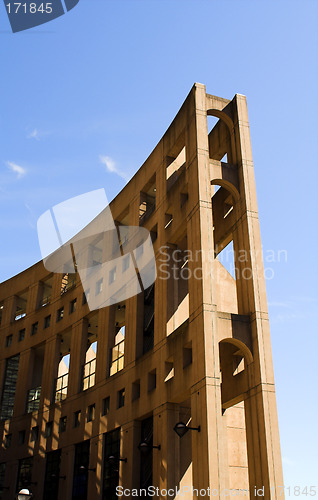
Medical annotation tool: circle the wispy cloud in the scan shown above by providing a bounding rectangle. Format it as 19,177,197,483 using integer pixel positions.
26,128,50,141
99,155,129,182
6,161,26,179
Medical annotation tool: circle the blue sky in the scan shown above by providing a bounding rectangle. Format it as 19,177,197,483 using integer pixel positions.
1,0,318,494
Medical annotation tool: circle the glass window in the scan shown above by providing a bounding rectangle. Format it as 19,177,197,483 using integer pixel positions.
31,322,38,335
70,298,77,314
56,307,64,322
18,329,25,342
45,421,53,438
5,335,12,347
17,457,33,491
117,389,125,409
0,354,20,420
73,410,81,428
87,404,95,422
44,315,51,329
43,449,61,500
102,397,110,416
59,416,67,433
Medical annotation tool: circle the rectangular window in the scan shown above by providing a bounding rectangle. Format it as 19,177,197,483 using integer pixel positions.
0,354,20,420
18,430,26,445
56,307,64,322
31,322,38,335
70,298,77,314
45,421,53,438
87,404,95,422
117,388,125,409
17,457,33,492
72,440,90,500
82,357,96,391
59,416,67,433
55,373,68,402
102,429,120,500
43,450,61,500
4,434,11,449
122,254,130,272
108,267,116,285
102,396,110,416
26,386,41,413
18,329,25,342
31,426,39,442
5,334,12,347
95,278,103,295
44,315,51,329
110,323,125,377
73,410,81,428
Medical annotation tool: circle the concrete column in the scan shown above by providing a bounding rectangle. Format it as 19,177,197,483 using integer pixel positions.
154,403,179,496
40,335,61,407
58,445,74,500
87,434,100,500
2,295,17,324
96,306,115,378
68,318,88,396
121,420,141,491
26,282,42,314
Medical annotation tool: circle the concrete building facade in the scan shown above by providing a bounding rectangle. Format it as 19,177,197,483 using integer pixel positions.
0,83,284,499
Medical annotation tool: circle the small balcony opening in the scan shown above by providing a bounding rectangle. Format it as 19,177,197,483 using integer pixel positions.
139,176,156,225
143,283,155,354
166,145,186,192
14,290,28,321
39,275,53,307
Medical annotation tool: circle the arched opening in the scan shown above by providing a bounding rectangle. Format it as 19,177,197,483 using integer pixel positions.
219,338,252,494
207,110,234,164
212,183,238,313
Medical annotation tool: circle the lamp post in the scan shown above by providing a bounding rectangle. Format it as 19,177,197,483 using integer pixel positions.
138,441,161,456
16,489,33,500
79,465,96,473
107,455,127,466
173,421,200,438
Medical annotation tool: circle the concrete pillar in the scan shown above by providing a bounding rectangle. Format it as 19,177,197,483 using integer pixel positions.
68,318,88,396
41,335,61,407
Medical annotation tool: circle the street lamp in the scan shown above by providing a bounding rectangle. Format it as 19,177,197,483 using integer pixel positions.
79,465,96,472
173,421,200,438
16,489,33,500
138,441,161,456
107,455,127,466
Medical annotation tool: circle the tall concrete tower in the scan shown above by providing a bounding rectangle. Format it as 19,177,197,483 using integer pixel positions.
0,84,284,499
